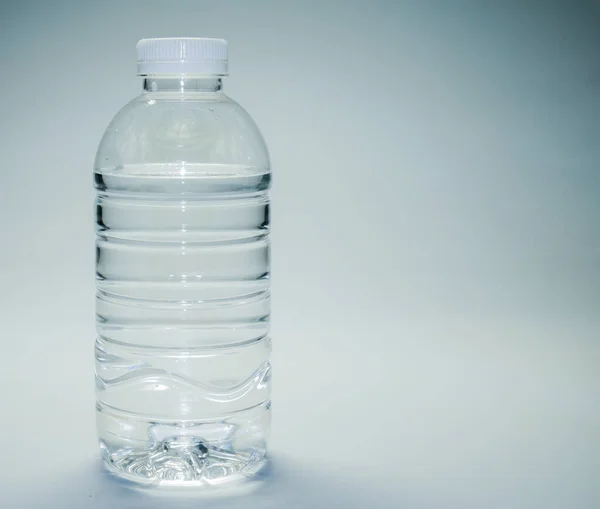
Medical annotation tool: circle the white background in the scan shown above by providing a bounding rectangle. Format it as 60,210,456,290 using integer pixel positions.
1,1,599,507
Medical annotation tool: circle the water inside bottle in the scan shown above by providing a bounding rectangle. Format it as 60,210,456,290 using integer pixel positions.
95,163,271,485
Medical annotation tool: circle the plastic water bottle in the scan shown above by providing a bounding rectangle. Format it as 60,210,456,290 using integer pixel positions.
94,38,271,486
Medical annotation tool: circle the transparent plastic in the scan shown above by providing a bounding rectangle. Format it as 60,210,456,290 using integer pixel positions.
94,76,271,486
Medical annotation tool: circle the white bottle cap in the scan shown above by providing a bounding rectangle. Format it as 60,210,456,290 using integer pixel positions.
136,37,228,76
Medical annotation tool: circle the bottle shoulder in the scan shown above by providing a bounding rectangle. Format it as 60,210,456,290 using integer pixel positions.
95,93,270,171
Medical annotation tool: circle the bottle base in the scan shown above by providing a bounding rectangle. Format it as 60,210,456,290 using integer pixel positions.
100,438,267,487
97,401,270,486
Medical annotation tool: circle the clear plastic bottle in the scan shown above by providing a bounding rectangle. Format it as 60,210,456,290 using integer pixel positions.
94,38,271,486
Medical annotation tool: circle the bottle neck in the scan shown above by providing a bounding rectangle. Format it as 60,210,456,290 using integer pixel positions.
143,76,223,94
